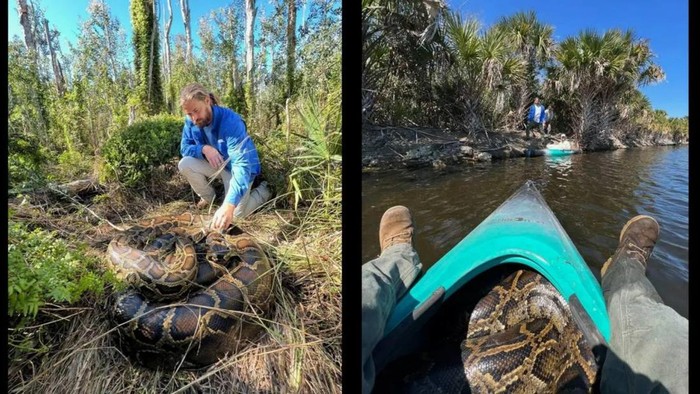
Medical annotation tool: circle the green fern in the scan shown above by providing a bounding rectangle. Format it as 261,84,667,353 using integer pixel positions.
8,222,115,319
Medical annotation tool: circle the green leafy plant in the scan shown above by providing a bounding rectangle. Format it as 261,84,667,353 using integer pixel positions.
49,150,95,183
100,114,183,188
8,132,49,192
8,222,116,319
288,86,342,209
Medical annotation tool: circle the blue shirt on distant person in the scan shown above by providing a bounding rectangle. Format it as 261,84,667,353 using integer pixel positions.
528,100,546,124
180,105,261,206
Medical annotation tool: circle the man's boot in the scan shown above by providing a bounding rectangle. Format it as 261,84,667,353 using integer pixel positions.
601,215,660,277
379,206,415,253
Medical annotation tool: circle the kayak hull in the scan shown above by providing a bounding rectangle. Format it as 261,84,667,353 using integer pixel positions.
374,180,610,369
546,148,580,156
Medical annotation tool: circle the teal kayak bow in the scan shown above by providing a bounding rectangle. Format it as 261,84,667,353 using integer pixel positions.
374,180,610,369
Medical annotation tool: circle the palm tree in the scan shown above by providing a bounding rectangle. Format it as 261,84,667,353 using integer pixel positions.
494,11,554,122
545,28,664,149
440,11,527,134
361,0,446,125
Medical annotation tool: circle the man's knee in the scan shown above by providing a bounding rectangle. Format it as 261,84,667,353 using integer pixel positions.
178,156,200,174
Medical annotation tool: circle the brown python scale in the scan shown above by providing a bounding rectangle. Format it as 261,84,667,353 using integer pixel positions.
106,213,273,369
379,268,600,393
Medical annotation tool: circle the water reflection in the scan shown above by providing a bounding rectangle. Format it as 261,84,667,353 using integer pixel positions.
545,155,572,170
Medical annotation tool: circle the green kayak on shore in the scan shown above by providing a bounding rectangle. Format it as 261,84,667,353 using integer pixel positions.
546,139,581,156
374,180,610,370
546,148,581,156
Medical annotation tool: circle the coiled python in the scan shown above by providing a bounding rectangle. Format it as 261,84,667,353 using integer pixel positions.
106,213,273,369
378,268,601,393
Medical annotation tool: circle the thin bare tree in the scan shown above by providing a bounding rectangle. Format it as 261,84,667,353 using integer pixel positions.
42,18,65,95
226,8,241,91
286,0,296,97
147,0,158,102
164,0,173,81
245,0,256,114
17,0,35,52
179,0,192,63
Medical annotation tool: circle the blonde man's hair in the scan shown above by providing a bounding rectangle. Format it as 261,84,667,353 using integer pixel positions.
179,83,221,107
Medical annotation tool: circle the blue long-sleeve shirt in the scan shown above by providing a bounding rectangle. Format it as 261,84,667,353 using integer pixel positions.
180,105,261,206
528,104,546,123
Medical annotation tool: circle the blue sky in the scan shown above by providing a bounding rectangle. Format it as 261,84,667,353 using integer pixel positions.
447,0,688,118
7,0,314,63
8,1,688,118
9,1,221,52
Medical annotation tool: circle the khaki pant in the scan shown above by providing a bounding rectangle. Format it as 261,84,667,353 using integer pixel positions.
600,255,688,393
361,243,422,394
178,156,271,218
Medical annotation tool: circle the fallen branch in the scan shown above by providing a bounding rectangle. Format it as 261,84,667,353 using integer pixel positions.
56,178,103,197
406,126,459,142
46,184,126,231
380,125,459,143
388,147,405,159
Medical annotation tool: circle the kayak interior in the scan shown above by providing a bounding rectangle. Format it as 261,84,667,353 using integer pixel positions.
374,263,607,392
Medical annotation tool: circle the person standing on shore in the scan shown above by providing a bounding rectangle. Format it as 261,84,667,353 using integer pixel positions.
544,104,554,135
526,97,546,138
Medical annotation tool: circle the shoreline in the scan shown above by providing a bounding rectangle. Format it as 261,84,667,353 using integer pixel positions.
362,125,687,171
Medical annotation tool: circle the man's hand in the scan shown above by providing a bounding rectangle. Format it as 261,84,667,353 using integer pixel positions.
212,202,236,230
202,145,224,169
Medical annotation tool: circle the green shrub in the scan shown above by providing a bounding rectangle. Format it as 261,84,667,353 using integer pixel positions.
49,150,95,183
8,221,116,319
100,114,183,188
8,133,49,191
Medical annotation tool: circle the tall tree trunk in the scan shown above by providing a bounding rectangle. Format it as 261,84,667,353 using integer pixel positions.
17,0,49,142
245,0,256,115
42,18,65,95
128,71,136,124
231,48,239,91
103,6,119,81
286,0,296,98
164,0,173,82
131,0,164,116
179,0,192,63
227,8,240,91
148,0,158,103
301,0,307,31
17,0,35,52
163,0,173,112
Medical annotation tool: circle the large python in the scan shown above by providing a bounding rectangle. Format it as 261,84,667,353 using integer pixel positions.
377,268,601,393
106,213,273,369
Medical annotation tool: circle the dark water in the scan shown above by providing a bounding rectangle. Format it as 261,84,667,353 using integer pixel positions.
362,146,688,318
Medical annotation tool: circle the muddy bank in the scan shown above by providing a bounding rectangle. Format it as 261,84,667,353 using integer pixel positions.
362,125,686,171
